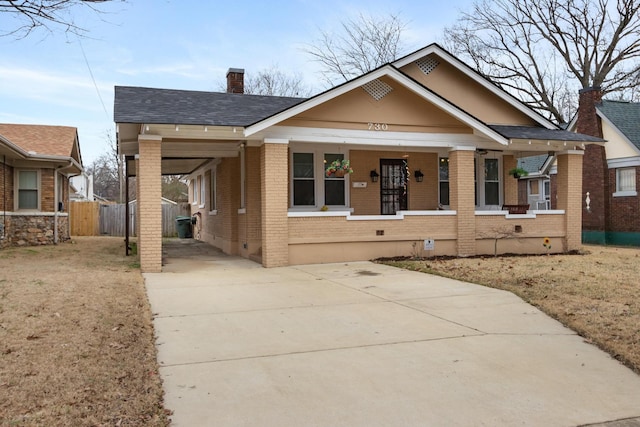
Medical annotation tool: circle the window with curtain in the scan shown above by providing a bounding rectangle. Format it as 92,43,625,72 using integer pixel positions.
18,170,38,210
616,168,636,193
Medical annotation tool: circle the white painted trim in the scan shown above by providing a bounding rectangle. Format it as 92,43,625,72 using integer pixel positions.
245,65,509,145
556,150,584,156
208,210,218,216
287,210,457,219
263,138,289,144
613,190,637,197
237,208,246,214
288,211,350,217
392,44,557,129
475,209,564,218
264,126,490,148
449,145,477,152
608,156,640,168
138,134,162,142
0,211,68,217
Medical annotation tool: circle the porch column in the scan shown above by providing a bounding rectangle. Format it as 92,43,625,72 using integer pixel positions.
449,147,476,257
260,140,289,267
137,134,163,273
556,150,584,252
503,154,519,205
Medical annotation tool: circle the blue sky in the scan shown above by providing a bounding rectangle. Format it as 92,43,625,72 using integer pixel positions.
0,0,473,165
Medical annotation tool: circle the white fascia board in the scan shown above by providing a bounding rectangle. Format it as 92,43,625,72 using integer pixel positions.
392,45,557,130
261,126,490,148
246,65,508,146
608,156,640,168
597,110,640,156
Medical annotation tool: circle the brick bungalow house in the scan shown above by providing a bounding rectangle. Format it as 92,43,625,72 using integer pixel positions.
114,43,603,272
570,89,640,246
0,124,83,247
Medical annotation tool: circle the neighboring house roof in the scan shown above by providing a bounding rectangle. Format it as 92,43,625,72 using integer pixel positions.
114,86,305,126
597,100,640,151
490,125,604,143
0,124,79,158
517,154,552,175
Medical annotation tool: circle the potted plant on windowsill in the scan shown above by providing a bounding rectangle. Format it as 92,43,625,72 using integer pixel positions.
508,167,529,179
325,159,353,177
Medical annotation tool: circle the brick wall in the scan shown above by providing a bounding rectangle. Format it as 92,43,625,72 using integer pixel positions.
503,155,518,205
137,136,162,272
261,143,289,267
608,166,640,232
576,87,608,232
556,152,583,251
0,162,13,211
41,169,55,212
349,150,438,214
450,149,476,256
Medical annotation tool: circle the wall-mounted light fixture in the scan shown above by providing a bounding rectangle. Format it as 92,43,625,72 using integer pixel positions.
414,170,424,182
370,169,379,183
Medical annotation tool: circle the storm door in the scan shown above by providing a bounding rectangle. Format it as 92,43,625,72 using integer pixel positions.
380,159,408,215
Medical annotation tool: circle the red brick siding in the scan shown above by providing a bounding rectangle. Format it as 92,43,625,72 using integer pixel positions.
608,166,640,232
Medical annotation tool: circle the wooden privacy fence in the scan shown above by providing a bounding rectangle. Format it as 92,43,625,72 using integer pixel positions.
71,201,190,237
70,201,100,236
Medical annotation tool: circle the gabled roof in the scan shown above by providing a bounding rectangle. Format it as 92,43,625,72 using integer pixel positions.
0,123,79,158
244,64,509,144
114,86,305,126
392,43,557,130
597,100,640,151
517,154,552,175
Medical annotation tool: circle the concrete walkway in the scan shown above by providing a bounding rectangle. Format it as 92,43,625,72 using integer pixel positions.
145,240,640,426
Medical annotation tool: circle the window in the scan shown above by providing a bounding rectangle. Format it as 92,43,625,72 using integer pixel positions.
17,170,38,210
209,169,217,212
484,158,500,206
199,175,205,207
324,153,345,206
439,157,449,206
192,177,199,205
293,153,315,206
616,168,636,195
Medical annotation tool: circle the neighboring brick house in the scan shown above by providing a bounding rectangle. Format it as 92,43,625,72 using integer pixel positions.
114,43,603,272
0,124,83,248
569,90,640,246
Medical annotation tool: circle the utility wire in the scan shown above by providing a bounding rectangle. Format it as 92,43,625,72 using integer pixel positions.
77,36,110,121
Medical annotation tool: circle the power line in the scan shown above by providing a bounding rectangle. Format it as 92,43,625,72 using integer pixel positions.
77,36,110,121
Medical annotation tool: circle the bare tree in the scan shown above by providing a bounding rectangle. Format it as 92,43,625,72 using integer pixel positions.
304,13,408,86
86,131,121,201
0,0,122,38
244,66,312,97
444,0,640,123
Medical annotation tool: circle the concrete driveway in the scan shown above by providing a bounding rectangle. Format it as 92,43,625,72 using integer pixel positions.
144,240,640,426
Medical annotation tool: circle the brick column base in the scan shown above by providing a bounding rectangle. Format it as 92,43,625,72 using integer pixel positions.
557,150,584,252
449,148,476,257
137,135,163,273
260,142,289,267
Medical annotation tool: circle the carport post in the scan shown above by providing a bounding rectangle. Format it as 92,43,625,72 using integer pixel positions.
260,140,289,267
137,134,163,272
556,150,584,251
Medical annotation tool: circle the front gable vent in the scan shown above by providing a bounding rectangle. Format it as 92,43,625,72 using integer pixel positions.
362,79,393,101
415,57,440,75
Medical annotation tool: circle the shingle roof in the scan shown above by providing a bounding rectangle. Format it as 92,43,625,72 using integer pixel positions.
489,125,605,143
0,124,77,157
114,86,306,126
597,100,640,150
517,154,550,174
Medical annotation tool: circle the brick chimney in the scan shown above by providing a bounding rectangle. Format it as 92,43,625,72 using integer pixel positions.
577,87,609,238
226,68,245,94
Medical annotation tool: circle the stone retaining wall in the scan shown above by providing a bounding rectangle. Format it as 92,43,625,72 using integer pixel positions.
0,214,69,248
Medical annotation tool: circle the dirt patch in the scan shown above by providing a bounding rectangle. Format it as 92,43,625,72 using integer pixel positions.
379,244,640,375
0,237,169,426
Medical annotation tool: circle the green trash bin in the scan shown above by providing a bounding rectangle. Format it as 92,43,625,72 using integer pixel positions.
175,216,193,238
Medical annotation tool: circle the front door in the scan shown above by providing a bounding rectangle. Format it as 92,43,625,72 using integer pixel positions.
380,159,408,215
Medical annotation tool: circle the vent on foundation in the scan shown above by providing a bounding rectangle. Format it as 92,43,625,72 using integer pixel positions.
362,79,393,101
415,57,440,75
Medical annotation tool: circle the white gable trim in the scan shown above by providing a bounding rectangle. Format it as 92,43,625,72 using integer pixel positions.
393,44,557,130
244,65,508,145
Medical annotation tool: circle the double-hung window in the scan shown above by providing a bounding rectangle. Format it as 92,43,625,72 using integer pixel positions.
291,151,348,208
439,157,449,206
17,170,39,210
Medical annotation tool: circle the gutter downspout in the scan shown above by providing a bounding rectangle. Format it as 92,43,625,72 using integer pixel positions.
55,160,81,244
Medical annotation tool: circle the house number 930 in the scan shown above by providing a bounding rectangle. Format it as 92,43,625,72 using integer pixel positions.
368,122,388,131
